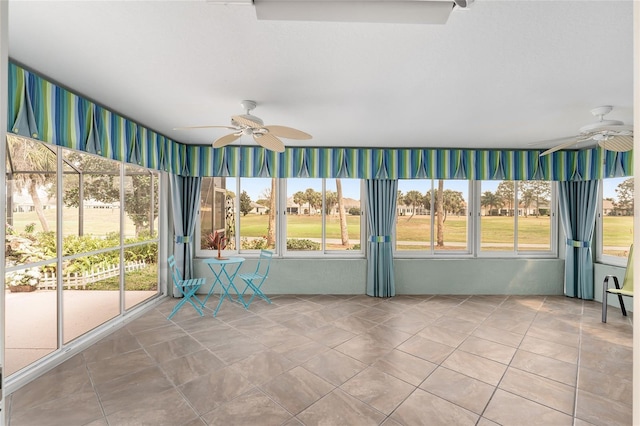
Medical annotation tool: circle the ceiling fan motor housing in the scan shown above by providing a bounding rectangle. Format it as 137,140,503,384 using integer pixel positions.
236,114,264,127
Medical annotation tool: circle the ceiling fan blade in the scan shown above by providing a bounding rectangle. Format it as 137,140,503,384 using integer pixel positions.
539,138,585,156
173,125,238,130
527,136,578,148
213,133,241,148
232,115,263,128
598,135,634,152
253,133,285,152
263,125,312,140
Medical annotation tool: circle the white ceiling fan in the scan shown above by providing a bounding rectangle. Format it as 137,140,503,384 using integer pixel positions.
538,106,633,156
174,100,311,152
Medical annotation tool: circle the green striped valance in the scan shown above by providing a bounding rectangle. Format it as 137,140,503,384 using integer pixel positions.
7,63,633,180
7,62,185,174
189,145,632,181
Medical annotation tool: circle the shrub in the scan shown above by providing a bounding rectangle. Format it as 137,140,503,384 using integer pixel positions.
348,207,361,216
241,237,269,250
286,239,320,250
124,242,158,264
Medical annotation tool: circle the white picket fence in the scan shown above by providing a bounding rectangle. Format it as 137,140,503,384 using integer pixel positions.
38,261,147,290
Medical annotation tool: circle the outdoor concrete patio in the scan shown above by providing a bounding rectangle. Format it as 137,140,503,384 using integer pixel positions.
5,289,158,376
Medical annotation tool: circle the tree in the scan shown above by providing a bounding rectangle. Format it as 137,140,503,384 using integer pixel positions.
325,190,337,215
336,179,349,246
60,152,159,237
441,189,465,219
293,191,306,214
239,191,252,216
427,188,465,223
614,178,634,216
496,181,515,216
404,190,423,220
306,188,322,214
519,181,551,217
481,191,503,216
264,179,276,247
7,136,57,232
125,173,159,236
436,180,444,247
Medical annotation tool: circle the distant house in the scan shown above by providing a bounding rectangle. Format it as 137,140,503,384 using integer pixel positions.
249,202,268,215
286,197,301,215
9,189,55,213
328,197,360,215
483,199,551,217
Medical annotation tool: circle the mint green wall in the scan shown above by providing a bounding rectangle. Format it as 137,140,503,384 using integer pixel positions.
594,262,633,313
194,257,565,295
395,259,564,294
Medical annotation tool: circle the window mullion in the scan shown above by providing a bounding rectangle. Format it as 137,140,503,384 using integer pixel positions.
429,179,435,254
279,178,287,256
234,177,240,253
514,181,519,254
322,178,326,252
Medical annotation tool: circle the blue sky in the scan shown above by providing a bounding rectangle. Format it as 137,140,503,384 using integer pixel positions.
239,177,627,202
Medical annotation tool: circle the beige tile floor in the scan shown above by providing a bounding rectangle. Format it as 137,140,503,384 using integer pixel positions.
6,294,633,426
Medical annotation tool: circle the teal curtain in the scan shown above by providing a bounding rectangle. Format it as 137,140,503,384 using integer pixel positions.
170,174,202,288
558,180,600,299
365,179,398,297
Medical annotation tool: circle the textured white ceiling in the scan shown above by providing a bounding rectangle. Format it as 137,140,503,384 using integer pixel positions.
7,0,634,151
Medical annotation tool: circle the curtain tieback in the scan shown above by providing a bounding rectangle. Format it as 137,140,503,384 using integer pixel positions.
369,235,391,243
566,238,589,248
175,235,191,243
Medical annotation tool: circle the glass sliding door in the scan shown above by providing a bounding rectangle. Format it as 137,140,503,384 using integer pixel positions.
4,135,163,378
124,165,160,310
5,136,58,374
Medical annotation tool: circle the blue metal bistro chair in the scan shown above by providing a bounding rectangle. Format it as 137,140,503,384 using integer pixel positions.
239,250,273,307
167,255,206,320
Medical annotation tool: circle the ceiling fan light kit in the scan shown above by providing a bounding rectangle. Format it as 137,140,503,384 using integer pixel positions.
175,100,312,153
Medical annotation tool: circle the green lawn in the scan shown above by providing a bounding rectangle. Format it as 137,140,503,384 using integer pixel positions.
240,214,361,240
12,207,632,255
235,213,634,250
602,216,634,246
602,216,634,256
10,207,140,237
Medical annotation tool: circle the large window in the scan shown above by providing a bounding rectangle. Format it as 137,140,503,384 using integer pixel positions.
199,177,558,258
479,180,554,254
285,178,362,253
198,177,364,256
5,136,161,376
396,179,469,253
598,177,634,264
200,177,277,253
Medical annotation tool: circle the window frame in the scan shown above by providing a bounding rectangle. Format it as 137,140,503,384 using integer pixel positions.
394,179,473,258
596,177,633,267
197,177,559,259
281,178,366,258
197,177,366,258
475,180,557,258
